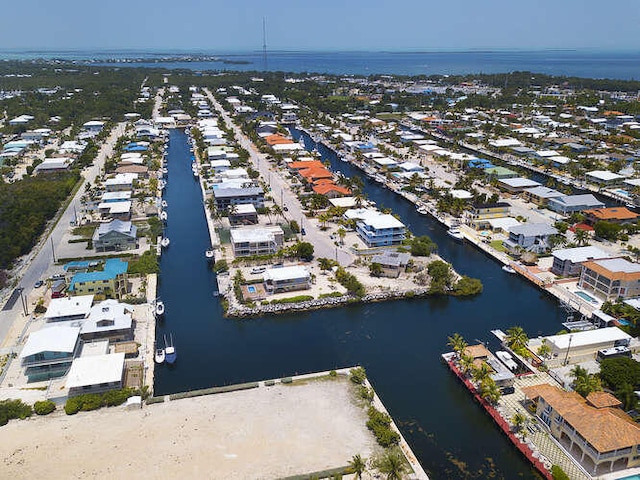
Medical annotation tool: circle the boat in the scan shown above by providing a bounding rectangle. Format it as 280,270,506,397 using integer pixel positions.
164,334,177,364
161,200,168,208
416,205,429,215
447,227,464,242
154,346,165,364
161,167,168,174
160,237,170,248
160,210,168,221
192,168,199,178
155,300,165,316
205,249,215,260
502,265,516,274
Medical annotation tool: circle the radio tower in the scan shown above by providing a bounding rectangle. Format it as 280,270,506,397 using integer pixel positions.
262,17,268,71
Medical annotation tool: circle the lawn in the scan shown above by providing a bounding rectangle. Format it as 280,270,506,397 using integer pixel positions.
490,240,506,252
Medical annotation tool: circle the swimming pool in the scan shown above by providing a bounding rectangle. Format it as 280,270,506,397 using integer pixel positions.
618,475,640,480
615,188,631,198
617,318,632,326
247,285,257,293
574,290,598,303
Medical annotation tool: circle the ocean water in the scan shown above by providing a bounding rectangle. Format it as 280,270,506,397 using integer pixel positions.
1,49,640,79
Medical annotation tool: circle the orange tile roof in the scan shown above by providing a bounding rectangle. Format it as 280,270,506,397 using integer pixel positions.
312,183,351,196
581,260,640,282
299,168,333,181
264,134,294,146
464,344,491,359
288,160,325,171
584,207,639,221
604,110,625,116
522,384,640,453
587,391,622,409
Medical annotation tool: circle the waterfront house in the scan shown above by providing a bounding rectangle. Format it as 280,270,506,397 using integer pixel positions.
104,173,137,192
547,194,605,215
92,220,138,252
44,295,94,323
210,159,231,174
550,246,612,277
66,352,125,397
370,250,411,278
350,210,406,248
522,186,565,207
498,177,541,194
80,300,134,342
263,266,311,294
213,186,265,211
115,164,149,178
578,258,640,301
229,203,259,225
68,258,128,298
466,202,511,230
8,114,34,126
97,200,132,221
20,326,81,382
522,383,640,475
504,223,558,254
484,166,519,180
543,327,633,365
586,170,624,186
312,181,351,198
230,226,284,257
34,157,74,174
583,207,639,225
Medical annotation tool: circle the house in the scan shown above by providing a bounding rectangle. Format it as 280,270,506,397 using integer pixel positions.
115,165,149,178
97,200,132,221
230,226,284,257
522,383,640,475
263,266,311,293
210,159,231,174
504,223,558,254
466,202,511,230
355,211,406,248
92,220,138,252
20,326,81,381
498,177,541,194
82,120,105,134
586,170,624,186
583,207,639,225
484,166,519,179
547,194,605,215
312,181,351,198
8,114,34,126
34,157,74,174
80,300,134,342
104,173,137,192
68,258,128,298
542,327,633,364
370,251,411,278
228,203,259,225
44,295,94,323
579,258,640,301
551,246,612,277
213,186,264,211
66,353,125,397
522,186,565,207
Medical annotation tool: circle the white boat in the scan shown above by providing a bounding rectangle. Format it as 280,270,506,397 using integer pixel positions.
192,168,199,178
155,300,165,316
447,227,464,242
161,200,168,208
205,249,215,259
416,206,429,215
502,265,516,274
160,237,170,248
161,167,168,174
160,210,168,221
154,347,165,364
164,334,177,364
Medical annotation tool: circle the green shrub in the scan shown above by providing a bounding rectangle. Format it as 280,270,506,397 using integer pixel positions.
102,388,133,407
0,399,33,425
349,367,367,385
33,400,56,415
366,406,400,447
551,465,570,480
270,295,314,304
213,259,228,273
264,380,276,386
80,394,103,411
335,268,365,297
281,377,293,384
319,292,344,299
329,370,338,377
64,397,82,415
358,385,374,401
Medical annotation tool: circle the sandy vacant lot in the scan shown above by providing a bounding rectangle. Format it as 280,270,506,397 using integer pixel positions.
1,378,378,479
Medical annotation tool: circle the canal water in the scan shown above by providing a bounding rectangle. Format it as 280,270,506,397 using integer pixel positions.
157,127,566,479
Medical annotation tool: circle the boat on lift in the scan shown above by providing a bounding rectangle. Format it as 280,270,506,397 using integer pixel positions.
160,237,170,248
154,344,165,364
155,299,165,316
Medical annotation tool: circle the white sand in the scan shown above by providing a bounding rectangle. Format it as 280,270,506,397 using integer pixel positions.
1,378,378,479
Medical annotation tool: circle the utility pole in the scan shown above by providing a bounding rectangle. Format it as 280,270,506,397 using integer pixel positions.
19,288,28,316
50,237,56,263
563,334,573,366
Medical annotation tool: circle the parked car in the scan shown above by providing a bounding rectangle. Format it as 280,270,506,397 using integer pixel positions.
283,205,289,211
301,228,306,235
34,280,44,288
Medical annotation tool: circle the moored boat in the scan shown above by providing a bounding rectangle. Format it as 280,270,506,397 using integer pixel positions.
160,210,168,221
155,300,165,316
447,227,464,241
154,346,165,364
164,334,177,364
160,237,170,248
205,249,215,260
502,265,516,274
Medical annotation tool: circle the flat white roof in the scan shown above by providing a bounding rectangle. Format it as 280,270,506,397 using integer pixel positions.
329,196,357,208
552,246,612,263
546,327,631,350
45,295,94,320
66,353,125,389
536,150,560,157
20,326,80,358
549,155,571,165
98,201,132,214
586,170,623,181
591,258,640,274
499,177,541,188
487,217,520,230
264,266,310,282
362,213,405,230
449,189,473,199
230,226,282,244
233,203,257,214
373,157,397,166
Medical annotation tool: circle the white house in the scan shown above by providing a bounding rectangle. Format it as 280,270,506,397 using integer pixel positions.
66,352,125,397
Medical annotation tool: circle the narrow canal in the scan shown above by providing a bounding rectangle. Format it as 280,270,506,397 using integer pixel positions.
157,127,566,479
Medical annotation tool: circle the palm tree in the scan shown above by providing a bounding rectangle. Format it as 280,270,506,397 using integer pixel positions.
459,354,475,377
349,454,367,480
262,205,272,224
375,449,407,480
472,362,493,385
570,366,602,397
574,228,590,247
272,204,284,222
337,227,346,246
537,339,551,359
479,379,502,404
447,333,468,357
511,412,528,435
505,326,529,355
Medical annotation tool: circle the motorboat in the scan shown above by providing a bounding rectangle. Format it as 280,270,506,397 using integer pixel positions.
160,210,168,221
502,265,516,274
154,346,165,364
205,249,215,260
164,334,177,364
447,227,464,242
155,300,165,316
160,237,170,248
161,200,168,208
416,205,429,215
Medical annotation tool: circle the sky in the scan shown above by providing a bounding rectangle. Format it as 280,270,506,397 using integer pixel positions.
2,0,640,52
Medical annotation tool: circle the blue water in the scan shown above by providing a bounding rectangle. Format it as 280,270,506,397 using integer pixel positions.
2,49,639,79
156,127,567,479
574,290,597,303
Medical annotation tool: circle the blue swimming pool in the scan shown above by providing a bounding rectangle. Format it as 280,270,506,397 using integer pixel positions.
618,475,640,480
575,290,598,303
247,285,257,293
618,318,632,326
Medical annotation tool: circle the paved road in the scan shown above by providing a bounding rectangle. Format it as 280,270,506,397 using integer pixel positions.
204,89,353,266
0,123,127,345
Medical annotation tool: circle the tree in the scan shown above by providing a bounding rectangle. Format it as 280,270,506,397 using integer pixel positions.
570,365,602,398
427,260,453,293
472,362,493,385
459,354,475,377
505,326,530,357
574,228,590,247
537,339,551,359
349,454,367,480
479,378,501,404
374,449,407,480
369,262,383,277
337,227,346,245
616,383,638,411
599,357,640,391
447,333,468,357
295,242,314,261
511,412,528,435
